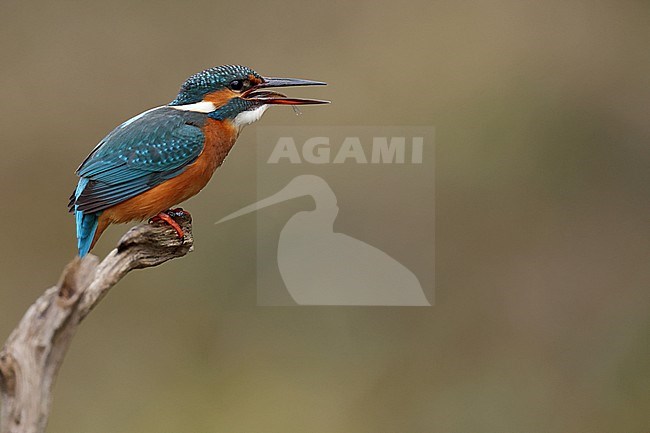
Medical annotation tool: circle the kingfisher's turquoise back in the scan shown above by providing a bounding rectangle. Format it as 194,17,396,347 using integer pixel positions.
69,107,207,256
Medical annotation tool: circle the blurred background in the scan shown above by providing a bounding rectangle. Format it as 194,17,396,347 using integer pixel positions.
0,0,648,431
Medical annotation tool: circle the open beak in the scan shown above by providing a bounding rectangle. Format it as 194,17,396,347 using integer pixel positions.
243,76,330,105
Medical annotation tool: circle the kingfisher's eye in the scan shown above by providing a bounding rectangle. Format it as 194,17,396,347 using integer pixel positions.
229,79,251,92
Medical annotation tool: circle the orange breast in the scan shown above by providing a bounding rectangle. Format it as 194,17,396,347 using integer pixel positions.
102,118,239,224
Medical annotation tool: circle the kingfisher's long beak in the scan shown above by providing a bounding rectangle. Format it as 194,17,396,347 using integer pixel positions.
243,76,329,105
259,77,327,88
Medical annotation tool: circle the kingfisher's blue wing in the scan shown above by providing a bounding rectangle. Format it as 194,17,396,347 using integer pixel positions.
69,107,206,214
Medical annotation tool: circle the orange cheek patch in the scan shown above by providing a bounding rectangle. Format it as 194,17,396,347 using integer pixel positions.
204,89,238,106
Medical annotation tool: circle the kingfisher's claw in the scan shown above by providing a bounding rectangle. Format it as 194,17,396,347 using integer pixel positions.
149,209,188,240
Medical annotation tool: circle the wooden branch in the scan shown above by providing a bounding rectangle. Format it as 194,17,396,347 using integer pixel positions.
0,214,193,433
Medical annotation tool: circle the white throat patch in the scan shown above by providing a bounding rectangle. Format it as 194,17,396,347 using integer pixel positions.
169,101,217,113
233,105,269,128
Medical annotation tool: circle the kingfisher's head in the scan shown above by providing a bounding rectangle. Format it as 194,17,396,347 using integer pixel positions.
168,65,328,127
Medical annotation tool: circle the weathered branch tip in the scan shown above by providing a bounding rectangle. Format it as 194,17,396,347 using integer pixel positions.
0,214,194,433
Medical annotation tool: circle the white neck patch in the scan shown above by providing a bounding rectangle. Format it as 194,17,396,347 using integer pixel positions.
119,106,163,129
169,101,217,113
233,105,269,128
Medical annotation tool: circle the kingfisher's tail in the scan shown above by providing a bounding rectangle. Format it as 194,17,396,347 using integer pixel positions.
71,178,100,257
75,210,99,257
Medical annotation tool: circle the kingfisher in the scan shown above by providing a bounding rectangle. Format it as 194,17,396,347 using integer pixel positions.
68,65,328,257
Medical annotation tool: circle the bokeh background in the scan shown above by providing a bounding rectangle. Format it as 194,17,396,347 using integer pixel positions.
1,0,648,432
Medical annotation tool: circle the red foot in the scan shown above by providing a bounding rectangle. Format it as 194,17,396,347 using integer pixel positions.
149,208,191,240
